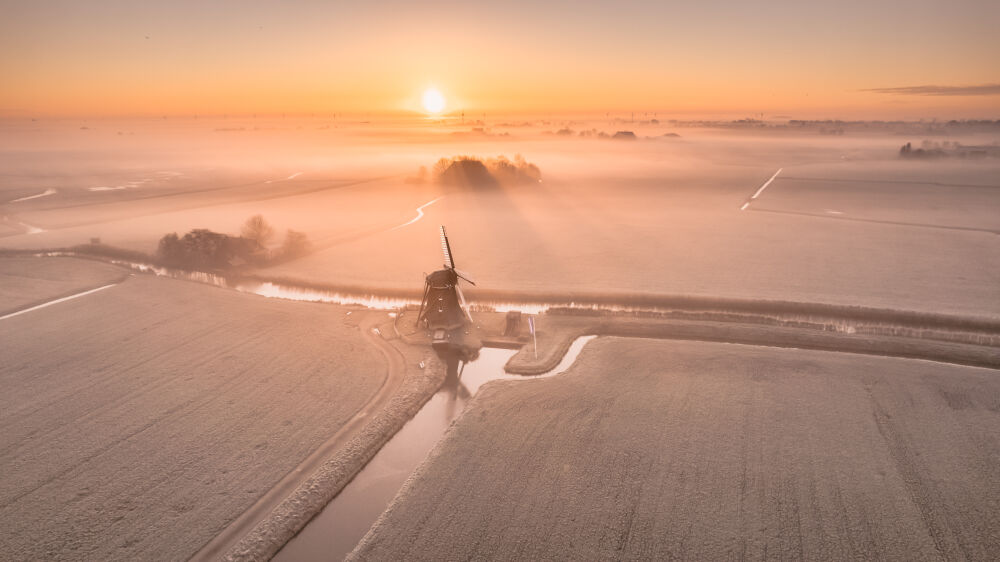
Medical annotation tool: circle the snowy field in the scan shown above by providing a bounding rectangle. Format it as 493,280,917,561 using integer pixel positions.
0,261,384,561
2,118,998,560
0,256,127,314
354,336,1000,561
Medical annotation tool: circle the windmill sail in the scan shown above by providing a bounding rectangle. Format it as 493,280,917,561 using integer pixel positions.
440,226,455,269
456,283,473,322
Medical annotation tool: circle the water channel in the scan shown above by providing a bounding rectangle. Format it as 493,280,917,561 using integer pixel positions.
273,336,597,561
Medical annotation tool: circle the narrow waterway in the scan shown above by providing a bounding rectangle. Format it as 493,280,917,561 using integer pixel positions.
273,336,597,561
35,255,982,343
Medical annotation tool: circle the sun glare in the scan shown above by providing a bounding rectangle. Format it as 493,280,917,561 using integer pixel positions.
422,88,445,114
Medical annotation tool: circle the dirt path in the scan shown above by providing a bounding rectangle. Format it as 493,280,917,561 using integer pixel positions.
192,312,407,561
219,326,445,562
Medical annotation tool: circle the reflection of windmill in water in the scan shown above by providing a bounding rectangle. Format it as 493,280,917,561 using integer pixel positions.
441,357,473,422
416,226,481,362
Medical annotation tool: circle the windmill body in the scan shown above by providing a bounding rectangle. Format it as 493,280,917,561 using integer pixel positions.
418,268,465,332
416,226,480,361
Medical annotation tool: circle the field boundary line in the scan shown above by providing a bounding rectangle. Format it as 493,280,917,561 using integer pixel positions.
0,282,120,321
740,167,783,210
749,207,1000,235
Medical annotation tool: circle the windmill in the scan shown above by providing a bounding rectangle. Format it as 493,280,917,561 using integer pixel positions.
416,226,478,358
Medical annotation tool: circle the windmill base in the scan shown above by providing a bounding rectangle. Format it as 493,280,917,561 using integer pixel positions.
431,326,482,362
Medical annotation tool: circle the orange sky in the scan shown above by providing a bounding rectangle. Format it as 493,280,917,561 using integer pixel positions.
2,0,998,119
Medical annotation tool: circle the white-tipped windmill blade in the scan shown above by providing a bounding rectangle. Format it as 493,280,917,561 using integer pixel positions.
440,226,455,270
439,225,474,320
455,282,473,322
439,226,476,285
454,268,476,286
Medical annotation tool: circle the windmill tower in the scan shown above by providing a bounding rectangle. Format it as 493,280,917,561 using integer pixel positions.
416,226,475,332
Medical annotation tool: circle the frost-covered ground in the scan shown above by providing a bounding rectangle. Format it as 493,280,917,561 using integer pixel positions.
0,262,385,561
3,119,998,559
354,337,1000,561
0,256,127,314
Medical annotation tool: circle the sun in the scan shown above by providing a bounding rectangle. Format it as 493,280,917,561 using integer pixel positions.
422,88,445,114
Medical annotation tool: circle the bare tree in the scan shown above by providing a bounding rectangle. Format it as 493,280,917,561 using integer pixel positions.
241,214,274,246
280,229,310,258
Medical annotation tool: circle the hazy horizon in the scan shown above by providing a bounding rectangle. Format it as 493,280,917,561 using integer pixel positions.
3,0,998,119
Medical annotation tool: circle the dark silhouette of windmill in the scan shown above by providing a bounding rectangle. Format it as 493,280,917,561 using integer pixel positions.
417,226,477,358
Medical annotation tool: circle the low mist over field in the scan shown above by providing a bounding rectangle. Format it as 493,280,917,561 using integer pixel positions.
3,116,999,317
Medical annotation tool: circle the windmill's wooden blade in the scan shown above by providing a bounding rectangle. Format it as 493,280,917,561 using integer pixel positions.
439,225,455,269
456,283,473,322
454,269,476,286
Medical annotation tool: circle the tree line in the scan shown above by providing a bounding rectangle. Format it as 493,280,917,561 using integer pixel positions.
157,215,309,270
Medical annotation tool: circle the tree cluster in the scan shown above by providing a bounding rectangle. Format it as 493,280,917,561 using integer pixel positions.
157,229,262,269
899,141,947,159
424,154,542,187
157,215,310,270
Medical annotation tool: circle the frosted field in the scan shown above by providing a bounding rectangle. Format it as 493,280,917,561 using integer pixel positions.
0,256,127,314
0,262,384,561
354,337,1000,561
1,119,998,560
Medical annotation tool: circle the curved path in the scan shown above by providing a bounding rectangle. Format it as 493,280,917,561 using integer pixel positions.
191,312,407,562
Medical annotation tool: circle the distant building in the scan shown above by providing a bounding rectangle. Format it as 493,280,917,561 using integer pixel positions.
900,141,1000,160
